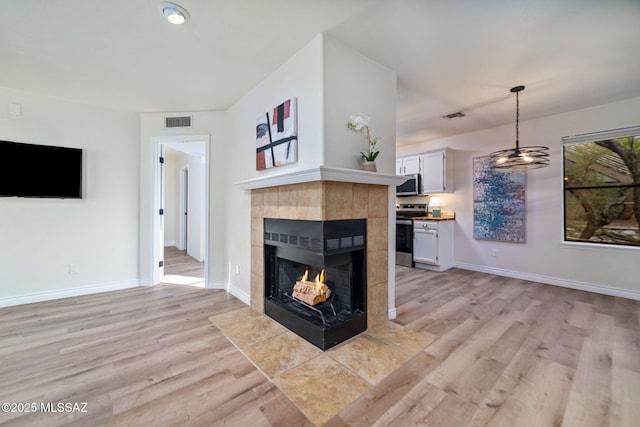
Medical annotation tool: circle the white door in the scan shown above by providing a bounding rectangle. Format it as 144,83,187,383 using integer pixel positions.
179,167,189,251
413,224,438,265
158,144,165,278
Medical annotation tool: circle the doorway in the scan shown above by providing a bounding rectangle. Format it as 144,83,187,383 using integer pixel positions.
181,167,189,252
153,136,209,288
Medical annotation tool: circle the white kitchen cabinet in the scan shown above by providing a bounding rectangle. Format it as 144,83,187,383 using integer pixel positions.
419,148,453,194
413,220,454,272
413,222,438,264
396,156,420,175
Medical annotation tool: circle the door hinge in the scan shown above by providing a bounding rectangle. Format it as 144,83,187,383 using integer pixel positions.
159,260,164,267
159,156,165,164
159,209,164,215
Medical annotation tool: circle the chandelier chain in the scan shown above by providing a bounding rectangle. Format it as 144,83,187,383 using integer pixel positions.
515,90,519,149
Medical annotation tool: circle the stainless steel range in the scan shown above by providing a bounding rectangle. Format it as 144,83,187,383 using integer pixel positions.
395,204,427,267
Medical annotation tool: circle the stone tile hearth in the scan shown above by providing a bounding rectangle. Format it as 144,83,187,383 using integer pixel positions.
209,308,434,426
274,354,370,426
326,334,411,385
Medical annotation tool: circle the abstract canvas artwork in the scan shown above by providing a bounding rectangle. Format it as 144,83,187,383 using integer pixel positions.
473,156,526,242
256,98,297,170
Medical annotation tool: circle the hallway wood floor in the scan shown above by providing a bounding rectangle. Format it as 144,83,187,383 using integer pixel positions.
0,267,638,426
163,246,204,287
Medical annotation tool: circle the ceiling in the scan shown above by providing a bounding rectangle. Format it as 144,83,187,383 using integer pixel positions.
1,0,639,146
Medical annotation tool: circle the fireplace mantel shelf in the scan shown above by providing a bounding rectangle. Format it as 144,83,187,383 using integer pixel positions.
236,166,408,190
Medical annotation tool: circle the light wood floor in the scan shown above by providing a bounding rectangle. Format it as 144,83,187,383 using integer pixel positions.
1,267,638,426
164,246,204,278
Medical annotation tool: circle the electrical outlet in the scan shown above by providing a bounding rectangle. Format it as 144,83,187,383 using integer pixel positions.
235,264,240,276
491,249,499,258
9,103,22,116
69,263,80,275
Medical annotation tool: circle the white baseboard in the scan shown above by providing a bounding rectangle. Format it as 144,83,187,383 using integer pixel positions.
164,241,178,247
388,307,397,320
0,280,140,308
454,262,640,301
207,281,227,290
227,284,250,305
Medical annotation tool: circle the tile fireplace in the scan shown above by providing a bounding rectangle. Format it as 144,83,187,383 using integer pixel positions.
263,218,367,350
243,172,405,352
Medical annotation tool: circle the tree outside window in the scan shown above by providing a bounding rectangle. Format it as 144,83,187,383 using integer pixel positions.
563,132,640,247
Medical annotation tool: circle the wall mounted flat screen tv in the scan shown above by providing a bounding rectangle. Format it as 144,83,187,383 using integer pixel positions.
0,140,83,199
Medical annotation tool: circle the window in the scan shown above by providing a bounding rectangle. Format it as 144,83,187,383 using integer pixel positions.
562,126,640,247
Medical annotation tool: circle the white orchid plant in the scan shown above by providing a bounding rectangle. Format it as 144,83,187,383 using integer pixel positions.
347,114,380,162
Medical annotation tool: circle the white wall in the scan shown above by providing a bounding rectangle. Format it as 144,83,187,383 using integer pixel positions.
0,87,140,305
224,33,399,304
398,96,640,298
174,152,205,261
223,34,325,302
323,35,397,174
163,157,177,246
231,34,325,183
139,112,228,288
139,32,325,294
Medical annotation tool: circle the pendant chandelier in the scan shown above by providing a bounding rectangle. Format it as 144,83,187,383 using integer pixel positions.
489,85,549,171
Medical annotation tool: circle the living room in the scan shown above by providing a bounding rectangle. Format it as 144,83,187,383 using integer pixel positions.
1,1,639,426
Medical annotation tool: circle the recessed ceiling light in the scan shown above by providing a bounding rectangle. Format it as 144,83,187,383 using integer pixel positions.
159,2,190,25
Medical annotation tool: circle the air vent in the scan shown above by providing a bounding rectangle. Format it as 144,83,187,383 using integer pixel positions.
310,238,322,251
340,236,353,248
165,115,192,128
327,238,340,250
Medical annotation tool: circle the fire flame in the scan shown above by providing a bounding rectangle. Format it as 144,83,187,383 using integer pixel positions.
294,267,330,305
300,267,326,286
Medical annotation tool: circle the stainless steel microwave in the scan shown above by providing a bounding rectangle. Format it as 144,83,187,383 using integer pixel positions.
396,174,421,196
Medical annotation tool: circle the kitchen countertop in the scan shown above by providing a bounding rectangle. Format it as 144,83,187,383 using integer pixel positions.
412,214,456,221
